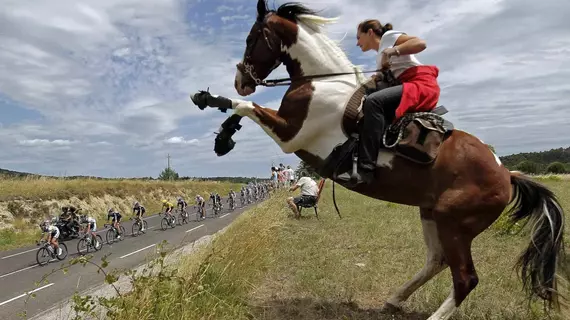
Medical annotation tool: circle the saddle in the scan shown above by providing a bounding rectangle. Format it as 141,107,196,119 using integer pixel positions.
319,72,454,179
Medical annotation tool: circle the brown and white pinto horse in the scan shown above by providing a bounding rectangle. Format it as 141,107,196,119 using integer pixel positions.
190,1,566,319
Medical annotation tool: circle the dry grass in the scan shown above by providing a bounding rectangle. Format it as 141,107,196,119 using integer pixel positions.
0,177,242,251
0,176,239,202
70,177,570,320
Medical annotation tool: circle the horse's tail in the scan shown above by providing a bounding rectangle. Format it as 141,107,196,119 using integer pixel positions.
508,173,566,307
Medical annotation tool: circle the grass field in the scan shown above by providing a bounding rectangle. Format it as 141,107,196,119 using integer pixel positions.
0,177,242,251
75,176,569,320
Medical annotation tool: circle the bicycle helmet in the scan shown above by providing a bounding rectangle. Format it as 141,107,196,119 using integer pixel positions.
108,208,114,213
133,201,140,207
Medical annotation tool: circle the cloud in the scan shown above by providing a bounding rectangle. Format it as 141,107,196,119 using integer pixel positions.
165,137,199,145
19,139,75,146
0,0,568,178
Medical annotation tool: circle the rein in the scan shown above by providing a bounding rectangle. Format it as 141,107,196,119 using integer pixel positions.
258,68,390,87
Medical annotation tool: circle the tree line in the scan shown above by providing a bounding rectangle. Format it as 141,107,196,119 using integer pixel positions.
497,146,570,174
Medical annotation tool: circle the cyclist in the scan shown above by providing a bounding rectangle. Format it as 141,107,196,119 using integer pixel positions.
209,193,216,207
107,208,123,239
161,199,175,219
39,219,62,256
227,190,236,209
195,194,205,219
132,201,146,232
177,196,188,213
215,193,223,210
79,214,99,246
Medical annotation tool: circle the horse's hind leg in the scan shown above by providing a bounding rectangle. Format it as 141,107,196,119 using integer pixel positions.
427,220,479,320
384,211,448,310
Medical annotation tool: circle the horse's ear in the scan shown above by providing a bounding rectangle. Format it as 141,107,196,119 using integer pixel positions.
257,0,267,20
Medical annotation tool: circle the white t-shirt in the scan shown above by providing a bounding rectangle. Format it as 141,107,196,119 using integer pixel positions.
296,177,319,197
286,168,295,181
376,30,423,78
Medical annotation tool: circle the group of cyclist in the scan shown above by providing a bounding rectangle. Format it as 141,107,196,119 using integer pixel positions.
37,183,274,256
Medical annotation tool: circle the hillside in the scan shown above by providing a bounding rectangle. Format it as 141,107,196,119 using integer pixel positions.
499,146,570,174
0,168,37,178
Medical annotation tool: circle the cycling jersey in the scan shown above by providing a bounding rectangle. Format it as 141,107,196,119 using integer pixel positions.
47,225,60,239
108,211,122,222
177,199,187,208
133,205,146,216
86,217,97,231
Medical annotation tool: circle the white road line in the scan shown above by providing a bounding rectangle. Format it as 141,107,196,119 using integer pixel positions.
0,265,38,279
220,213,230,218
0,283,54,307
185,224,204,233
1,248,37,260
119,244,156,259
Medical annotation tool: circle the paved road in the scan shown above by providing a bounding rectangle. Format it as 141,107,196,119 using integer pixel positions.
0,197,259,320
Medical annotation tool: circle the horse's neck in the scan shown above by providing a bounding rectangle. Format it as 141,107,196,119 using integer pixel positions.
285,25,355,76
281,25,358,161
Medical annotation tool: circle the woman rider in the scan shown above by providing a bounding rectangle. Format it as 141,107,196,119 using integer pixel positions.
348,19,440,185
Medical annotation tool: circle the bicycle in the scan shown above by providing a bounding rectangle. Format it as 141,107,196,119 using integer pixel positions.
195,205,205,221
131,216,148,237
105,223,126,244
176,208,189,225
160,212,177,230
212,201,222,216
228,197,235,211
77,231,103,255
36,240,68,266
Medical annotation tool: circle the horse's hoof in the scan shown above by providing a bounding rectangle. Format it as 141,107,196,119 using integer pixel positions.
381,302,402,314
190,91,210,110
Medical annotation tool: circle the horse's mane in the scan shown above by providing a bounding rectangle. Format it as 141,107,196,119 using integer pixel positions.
270,2,362,76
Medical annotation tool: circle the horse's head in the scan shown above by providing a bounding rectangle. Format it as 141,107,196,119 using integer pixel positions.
235,0,281,96
235,0,316,96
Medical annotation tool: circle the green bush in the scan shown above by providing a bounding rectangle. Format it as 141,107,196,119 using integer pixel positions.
546,162,567,174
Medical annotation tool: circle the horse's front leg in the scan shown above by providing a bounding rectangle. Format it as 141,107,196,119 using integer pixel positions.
190,90,290,146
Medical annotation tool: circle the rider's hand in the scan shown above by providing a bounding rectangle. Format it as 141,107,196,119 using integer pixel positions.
380,47,398,70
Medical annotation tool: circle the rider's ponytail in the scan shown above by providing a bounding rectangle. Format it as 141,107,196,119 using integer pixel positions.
358,19,393,38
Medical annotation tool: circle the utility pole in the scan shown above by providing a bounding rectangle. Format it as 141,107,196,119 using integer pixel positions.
167,153,171,170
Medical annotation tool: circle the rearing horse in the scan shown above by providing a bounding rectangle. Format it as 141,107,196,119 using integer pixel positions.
190,1,566,319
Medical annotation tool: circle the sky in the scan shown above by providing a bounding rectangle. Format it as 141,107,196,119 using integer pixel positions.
0,0,568,178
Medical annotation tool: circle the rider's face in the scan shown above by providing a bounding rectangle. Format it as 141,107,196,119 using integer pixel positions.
356,29,374,52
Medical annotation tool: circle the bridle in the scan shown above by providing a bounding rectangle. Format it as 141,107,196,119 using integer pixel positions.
237,14,396,88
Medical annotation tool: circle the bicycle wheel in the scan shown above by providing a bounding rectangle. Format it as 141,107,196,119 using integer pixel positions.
56,243,68,260
170,215,177,228
77,238,89,255
106,228,116,244
132,221,140,236
143,220,148,233
93,235,103,250
36,247,51,266
161,217,168,230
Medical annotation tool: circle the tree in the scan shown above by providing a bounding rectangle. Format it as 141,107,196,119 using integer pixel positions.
514,160,540,174
546,162,567,174
486,144,496,154
295,160,320,180
158,167,179,181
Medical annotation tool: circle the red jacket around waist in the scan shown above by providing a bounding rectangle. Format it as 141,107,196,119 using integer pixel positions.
394,65,440,121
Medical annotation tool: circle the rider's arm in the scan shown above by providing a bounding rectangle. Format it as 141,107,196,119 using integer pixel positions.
392,34,427,56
